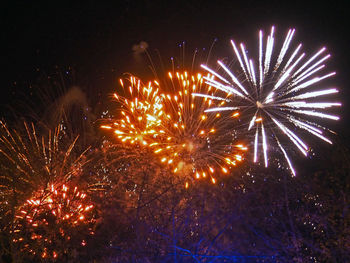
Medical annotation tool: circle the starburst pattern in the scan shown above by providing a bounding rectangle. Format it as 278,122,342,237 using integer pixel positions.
102,72,247,185
0,121,88,207
12,183,95,259
199,26,340,175
101,76,165,146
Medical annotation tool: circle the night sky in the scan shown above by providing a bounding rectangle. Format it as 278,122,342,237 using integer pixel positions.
1,0,349,143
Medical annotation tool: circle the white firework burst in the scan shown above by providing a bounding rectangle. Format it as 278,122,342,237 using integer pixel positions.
197,26,341,175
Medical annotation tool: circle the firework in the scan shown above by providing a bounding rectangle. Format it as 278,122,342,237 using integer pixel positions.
0,121,88,206
101,75,165,146
102,72,246,184
12,183,94,259
0,120,91,258
199,26,340,175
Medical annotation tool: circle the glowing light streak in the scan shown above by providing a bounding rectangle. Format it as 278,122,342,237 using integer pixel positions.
261,122,268,167
276,138,296,176
291,109,340,120
254,126,259,163
217,61,249,96
204,107,239,113
192,93,231,102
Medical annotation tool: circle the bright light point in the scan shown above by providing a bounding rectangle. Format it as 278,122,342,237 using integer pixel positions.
256,101,263,108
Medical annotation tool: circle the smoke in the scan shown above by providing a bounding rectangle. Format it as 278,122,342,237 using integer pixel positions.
132,41,149,55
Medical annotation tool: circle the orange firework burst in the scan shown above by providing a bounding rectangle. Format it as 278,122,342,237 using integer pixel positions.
102,72,247,185
0,121,93,259
101,76,165,146
0,121,88,208
12,183,95,259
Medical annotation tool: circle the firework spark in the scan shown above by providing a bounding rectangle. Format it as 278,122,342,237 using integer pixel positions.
12,183,94,259
199,27,340,175
102,72,247,184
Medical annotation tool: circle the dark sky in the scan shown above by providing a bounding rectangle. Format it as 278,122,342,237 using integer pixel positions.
1,0,349,140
